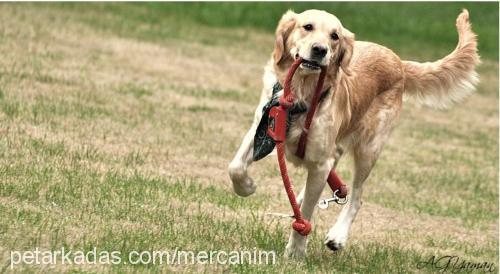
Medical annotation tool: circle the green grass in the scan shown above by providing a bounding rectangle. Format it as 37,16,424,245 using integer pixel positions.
0,100,20,118
1,135,267,211
118,83,153,98
0,3,497,273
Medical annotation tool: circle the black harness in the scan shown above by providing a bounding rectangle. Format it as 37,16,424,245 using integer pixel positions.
253,82,330,161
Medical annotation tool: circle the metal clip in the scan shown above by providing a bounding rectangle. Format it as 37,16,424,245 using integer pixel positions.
317,190,348,209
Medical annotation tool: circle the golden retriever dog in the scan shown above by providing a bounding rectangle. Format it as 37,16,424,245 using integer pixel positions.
228,9,479,258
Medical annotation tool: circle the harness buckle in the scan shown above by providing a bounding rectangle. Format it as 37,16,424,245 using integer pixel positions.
317,190,348,209
267,106,287,142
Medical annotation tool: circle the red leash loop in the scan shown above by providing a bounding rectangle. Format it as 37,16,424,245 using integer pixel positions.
276,142,311,236
280,57,302,109
267,58,347,237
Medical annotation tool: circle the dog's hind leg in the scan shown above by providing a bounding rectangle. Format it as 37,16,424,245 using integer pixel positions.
285,159,334,259
324,94,402,251
296,146,344,206
323,144,376,251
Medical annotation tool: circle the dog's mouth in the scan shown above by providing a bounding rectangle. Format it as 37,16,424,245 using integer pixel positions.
296,54,322,71
301,59,321,70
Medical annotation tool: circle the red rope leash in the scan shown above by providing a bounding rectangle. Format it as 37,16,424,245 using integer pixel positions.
327,169,348,199
267,58,347,236
295,67,327,159
276,142,311,235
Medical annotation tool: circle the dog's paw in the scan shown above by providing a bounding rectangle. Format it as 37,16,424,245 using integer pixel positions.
324,231,348,251
228,161,257,197
231,176,256,197
228,166,256,197
324,239,345,251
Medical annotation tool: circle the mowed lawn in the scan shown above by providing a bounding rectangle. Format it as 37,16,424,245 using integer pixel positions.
0,3,498,273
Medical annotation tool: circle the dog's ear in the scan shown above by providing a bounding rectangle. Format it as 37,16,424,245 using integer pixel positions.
337,27,355,76
273,10,297,65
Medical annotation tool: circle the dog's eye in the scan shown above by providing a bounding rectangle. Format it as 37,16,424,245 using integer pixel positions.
331,32,339,40
303,24,313,31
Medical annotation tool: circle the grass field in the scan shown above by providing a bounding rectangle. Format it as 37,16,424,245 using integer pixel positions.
0,3,498,273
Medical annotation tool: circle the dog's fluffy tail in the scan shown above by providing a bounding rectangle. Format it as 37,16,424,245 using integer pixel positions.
403,9,480,109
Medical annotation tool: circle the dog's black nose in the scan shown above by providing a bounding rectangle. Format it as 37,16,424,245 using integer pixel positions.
312,44,327,58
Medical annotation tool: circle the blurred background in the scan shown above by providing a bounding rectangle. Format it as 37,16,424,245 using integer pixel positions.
0,3,498,273
62,2,498,59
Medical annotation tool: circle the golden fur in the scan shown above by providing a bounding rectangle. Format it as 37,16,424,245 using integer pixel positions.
229,9,479,258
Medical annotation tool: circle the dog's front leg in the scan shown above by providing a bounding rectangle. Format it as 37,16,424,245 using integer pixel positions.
284,159,333,259
228,122,259,197
228,83,275,196
229,65,279,196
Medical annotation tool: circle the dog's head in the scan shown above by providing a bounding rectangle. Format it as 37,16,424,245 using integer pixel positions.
273,9,355,76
